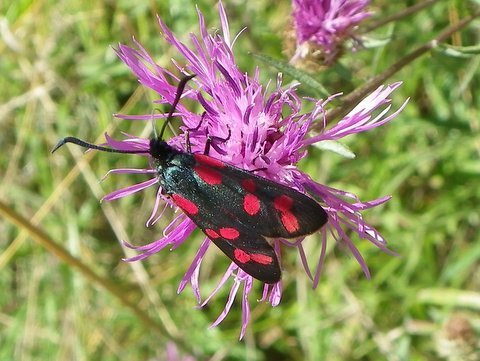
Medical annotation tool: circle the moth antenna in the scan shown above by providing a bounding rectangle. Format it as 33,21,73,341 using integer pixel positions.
51,136,149,154
159,74,196,140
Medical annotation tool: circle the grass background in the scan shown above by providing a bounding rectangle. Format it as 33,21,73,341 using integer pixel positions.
1,0,480,360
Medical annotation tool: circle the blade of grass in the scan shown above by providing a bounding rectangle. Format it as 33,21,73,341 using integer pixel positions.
0,199,195,356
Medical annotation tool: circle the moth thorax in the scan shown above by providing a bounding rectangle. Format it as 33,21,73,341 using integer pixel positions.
155,164,166,177
149,138,173,161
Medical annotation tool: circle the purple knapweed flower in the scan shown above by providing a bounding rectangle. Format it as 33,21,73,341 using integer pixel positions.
290,0,371,64
99,2,406,338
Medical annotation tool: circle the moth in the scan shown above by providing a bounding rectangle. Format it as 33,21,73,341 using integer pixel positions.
53,75,328,283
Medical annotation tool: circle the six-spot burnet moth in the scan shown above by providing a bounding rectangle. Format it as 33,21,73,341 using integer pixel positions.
52,75,328,284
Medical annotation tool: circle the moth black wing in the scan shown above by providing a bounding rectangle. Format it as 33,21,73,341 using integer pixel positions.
168,191,281,283
162,152,327,283
191,154,328,239
162,154,281,283
199,222,281,284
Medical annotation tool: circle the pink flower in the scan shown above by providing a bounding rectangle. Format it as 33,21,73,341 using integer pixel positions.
89,2,406,338
291,0,371,63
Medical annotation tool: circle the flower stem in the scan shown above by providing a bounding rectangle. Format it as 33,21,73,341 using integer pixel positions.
364,0,440,33
326,10,480,124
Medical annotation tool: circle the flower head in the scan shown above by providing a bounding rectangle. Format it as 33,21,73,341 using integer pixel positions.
99,2,406,338
289,0,371,65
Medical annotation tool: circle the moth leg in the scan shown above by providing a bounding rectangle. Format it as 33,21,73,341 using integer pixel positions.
204,128,231,155
185,112,208,153
187,111,207,132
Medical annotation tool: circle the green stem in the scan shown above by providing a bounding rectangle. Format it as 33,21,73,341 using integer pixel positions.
364,0,440,33
325,10,480,124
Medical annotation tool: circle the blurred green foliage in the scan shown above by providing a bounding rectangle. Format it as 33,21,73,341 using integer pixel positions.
1,1,479,360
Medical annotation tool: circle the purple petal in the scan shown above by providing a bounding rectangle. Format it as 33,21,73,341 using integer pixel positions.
101,168,155,183
177,237,211,298
102,178,157,201
240,277,253,339
200,263,237,308
312,228,328,288
146,188,167,227
209,279,240,328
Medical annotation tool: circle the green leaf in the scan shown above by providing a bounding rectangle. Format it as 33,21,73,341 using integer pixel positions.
251,53,330,97
313,140,356,159
359,35,392,49
435,43,480,58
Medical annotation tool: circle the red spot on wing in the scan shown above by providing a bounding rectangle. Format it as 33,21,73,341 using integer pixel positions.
273,195,294,212
234,249,250,264
241,178,256,193
205,228,220,239
250,253,273,265
233,250,273,265
172,194,198,215
280,212,300,233
274,195,300,233
206,227,239,240
194,154,225,168
195,165,222,185
243,194,260,216
219,227,240,240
